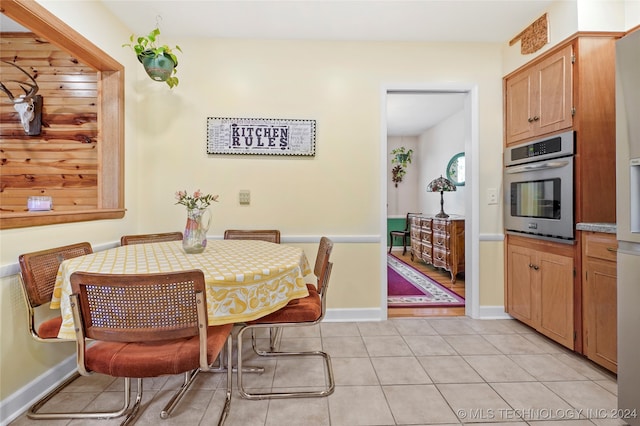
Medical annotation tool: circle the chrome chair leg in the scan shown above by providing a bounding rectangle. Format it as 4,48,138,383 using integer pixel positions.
207,337,265,374
27,373,132,420
121,378,142,426
160,370,200,419
237,323,335,400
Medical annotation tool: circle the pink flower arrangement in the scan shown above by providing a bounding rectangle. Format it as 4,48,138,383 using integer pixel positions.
175,189,219,210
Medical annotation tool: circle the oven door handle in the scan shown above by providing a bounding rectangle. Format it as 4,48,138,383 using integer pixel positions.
505,160,570,174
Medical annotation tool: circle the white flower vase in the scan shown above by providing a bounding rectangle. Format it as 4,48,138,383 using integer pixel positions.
183,208,211,254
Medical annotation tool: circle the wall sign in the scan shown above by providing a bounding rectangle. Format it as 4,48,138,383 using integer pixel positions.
207,117,316,156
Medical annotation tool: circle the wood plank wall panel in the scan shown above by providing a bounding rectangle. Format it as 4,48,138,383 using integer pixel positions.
0,33,98,213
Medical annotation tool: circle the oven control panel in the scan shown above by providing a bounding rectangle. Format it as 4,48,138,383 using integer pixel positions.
505,130,575,167
511,138,562,160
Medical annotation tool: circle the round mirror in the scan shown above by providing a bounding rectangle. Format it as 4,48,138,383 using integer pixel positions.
446,152,465,186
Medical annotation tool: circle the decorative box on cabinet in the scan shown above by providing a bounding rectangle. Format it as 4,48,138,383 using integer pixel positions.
581,231,618,372
506,235,575,350
410,215,464,283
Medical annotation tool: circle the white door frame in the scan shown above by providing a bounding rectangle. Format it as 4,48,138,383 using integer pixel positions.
380,83,480,319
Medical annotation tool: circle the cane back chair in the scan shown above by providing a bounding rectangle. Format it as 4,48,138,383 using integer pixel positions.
18,242,93,418
388,212,421,255
69,270,233,425
223,229,281,244
120,231,183,246
236,236,334,399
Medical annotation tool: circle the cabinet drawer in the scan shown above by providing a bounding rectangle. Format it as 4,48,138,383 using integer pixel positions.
432,219,449,233
433,233,449,250
422,244,433,263
584,234,617,262
421,233,432,244
433,247,448,268
411,227,421,239
411,241,423,260
421,218,433,232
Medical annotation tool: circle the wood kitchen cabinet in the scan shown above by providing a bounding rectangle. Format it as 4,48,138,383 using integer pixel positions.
411,215,464,283
582,231,618,372
506,235,575,349
504,33,620,225
505,44,573,145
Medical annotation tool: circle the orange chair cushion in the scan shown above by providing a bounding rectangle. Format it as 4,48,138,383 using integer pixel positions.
248,283,321,324
38,316,63,339
84,324,232,378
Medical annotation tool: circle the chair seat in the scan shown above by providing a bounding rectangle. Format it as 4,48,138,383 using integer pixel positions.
248,284,321,324
37,316,63,339
85,324,233,378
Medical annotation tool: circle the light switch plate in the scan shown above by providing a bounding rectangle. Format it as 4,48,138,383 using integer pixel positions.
487,188,498,205
239,190,250,205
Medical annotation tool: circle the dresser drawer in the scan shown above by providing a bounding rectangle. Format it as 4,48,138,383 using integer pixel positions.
422,244,433,263
411,241,423,260
411,226,421,239
433,232,449,250
432,246,449,268
421,232,432,245
432,219,449,233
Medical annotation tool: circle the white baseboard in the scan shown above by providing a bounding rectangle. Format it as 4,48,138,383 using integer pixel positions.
0,355,77,426
324,308,383,322
324,306,511,322
477,305,511,319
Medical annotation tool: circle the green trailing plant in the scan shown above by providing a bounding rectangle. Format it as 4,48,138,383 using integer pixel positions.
390,147,414,187
122,27,182,88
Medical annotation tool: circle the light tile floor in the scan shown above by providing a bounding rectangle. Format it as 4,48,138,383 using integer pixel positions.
10,317,627,426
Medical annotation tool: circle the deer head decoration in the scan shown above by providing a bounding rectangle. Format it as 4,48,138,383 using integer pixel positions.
0,61,43,135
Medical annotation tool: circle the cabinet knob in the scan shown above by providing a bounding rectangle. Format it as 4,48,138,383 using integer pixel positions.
528,117,534,123
533,116,540,121
528,263,539,270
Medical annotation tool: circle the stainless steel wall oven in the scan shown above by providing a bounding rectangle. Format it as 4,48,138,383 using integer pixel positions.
504,130,575,242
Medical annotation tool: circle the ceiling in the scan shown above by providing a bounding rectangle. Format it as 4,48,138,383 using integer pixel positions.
2,0,553,136
99,0,553,44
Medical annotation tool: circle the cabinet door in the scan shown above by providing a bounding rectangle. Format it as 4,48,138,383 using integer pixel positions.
505,44,573,146
506,244,537,327
505,70,535,143
583,233,618,372
538,251,574,349
584,258,617,372
536,45,573,136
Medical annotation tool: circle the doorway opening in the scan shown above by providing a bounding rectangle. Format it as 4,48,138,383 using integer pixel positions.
381,86,479,320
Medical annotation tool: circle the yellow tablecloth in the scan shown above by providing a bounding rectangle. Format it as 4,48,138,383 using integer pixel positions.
51,240,312,340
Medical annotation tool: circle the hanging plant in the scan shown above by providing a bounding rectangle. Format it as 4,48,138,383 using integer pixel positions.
390,147,413,187
122,27,182,88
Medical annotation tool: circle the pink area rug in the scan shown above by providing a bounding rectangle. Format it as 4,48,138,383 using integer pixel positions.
387,254,465,308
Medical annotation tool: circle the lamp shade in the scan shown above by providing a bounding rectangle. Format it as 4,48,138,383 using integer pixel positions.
426,175,457,193
427,175,456,218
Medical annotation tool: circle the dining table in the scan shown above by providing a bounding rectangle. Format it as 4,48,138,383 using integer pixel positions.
51,239,312,340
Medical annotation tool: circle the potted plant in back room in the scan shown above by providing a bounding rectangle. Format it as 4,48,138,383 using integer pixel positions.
390,146,413,187
123,27,182,88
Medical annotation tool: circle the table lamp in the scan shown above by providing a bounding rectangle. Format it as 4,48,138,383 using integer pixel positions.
426,175,457,218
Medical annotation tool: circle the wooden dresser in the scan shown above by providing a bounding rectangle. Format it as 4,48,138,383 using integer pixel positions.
410,215,465,283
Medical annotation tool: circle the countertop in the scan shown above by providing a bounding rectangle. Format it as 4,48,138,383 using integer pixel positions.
576,222,617,234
